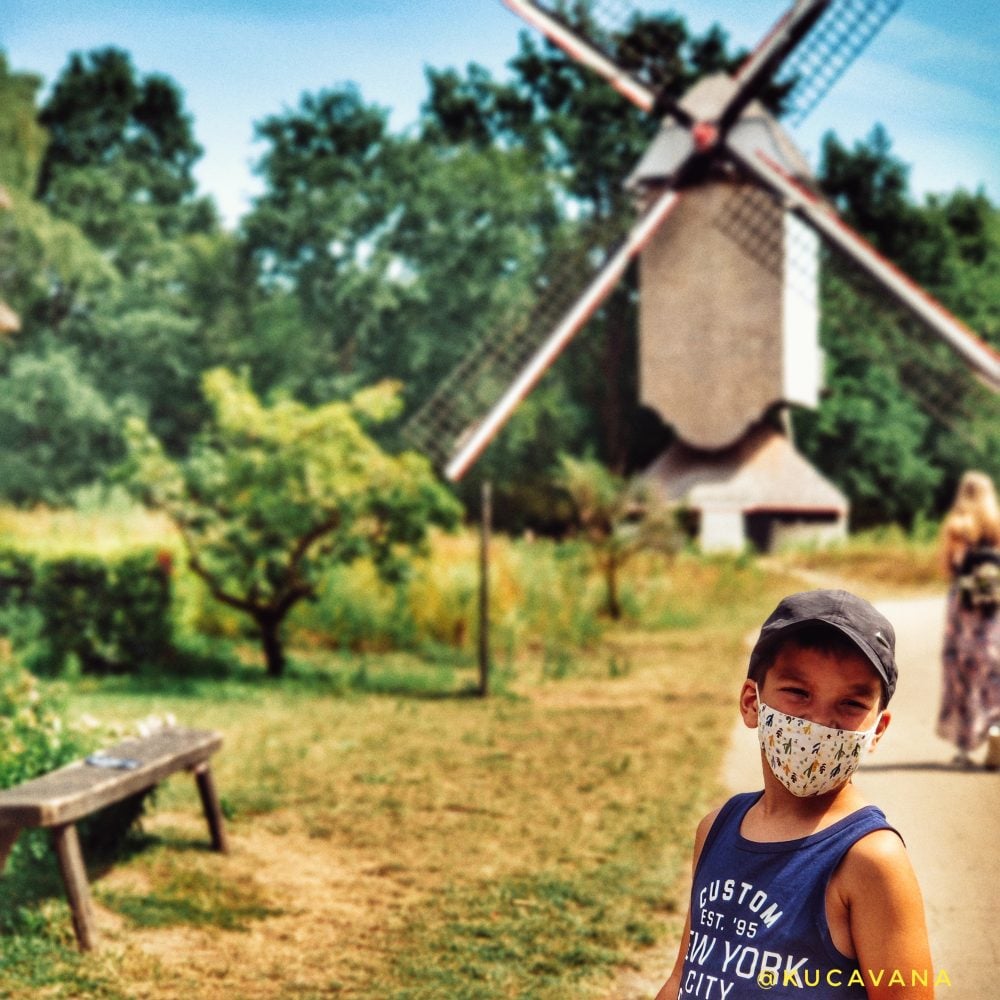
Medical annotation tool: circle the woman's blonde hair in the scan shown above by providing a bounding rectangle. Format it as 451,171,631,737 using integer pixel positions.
941,471,1000,570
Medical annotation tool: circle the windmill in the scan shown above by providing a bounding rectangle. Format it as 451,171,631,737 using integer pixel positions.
406,0,1000,550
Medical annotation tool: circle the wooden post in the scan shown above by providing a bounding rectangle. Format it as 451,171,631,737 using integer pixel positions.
478,480,492,697
51,823,96,951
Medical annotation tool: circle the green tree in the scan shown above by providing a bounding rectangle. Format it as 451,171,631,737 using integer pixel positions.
0,348,123,505
808,127,1000,524
0,53,48,195
242,85,556,408
124,369,461,677
558,453,681,619
36,47,215,268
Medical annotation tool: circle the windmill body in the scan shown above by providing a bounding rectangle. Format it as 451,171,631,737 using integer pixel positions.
627,75,843,549
632,96,823,444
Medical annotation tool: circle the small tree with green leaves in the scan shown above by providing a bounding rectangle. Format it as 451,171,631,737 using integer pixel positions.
124,369,461,677
558,454,682,620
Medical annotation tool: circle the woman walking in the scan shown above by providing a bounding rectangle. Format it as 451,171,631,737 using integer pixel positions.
937,470,1000,767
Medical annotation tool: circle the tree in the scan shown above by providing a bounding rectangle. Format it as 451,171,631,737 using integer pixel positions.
0,53,48,196
0,348,123,505
124,369,461,677
242,85,556,408
808,127,1000,524
36,47,215,268
557,453,681,619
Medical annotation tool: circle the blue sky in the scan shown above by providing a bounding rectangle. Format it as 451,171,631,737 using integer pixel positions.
3,0,998,228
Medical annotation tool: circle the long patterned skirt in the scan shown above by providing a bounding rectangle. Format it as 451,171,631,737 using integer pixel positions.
937,588,1000,752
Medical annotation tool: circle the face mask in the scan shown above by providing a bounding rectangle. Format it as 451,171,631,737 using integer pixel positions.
756,688,882,797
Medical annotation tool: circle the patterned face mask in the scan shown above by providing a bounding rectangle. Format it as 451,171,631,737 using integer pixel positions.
756,689,882,797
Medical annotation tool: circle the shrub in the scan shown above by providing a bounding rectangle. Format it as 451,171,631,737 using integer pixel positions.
0,660,88,872
0,547,173,675
0,661,155,899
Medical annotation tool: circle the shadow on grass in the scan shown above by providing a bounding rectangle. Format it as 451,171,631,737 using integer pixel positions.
84,639,510,702
1,824,276,940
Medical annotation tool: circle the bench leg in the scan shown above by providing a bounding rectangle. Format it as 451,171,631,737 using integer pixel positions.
51,823,96,951
0,824,20,874
193,763,229,853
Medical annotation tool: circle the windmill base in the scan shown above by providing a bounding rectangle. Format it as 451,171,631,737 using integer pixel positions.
643,423,848,553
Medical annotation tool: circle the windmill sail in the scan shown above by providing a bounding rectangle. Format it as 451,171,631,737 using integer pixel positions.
501,0,900,127
500,0,658,111
821,250,1000,453
768,0,902,126
405,187,681,479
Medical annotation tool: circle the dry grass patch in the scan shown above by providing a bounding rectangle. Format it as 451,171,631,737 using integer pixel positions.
56,596,793,997
0,555,808,998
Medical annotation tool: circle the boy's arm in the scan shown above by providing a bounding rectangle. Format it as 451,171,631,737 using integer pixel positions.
653,807,720,1000
840,829,935,1000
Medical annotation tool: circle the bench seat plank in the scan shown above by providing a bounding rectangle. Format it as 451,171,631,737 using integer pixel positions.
0,727,222,828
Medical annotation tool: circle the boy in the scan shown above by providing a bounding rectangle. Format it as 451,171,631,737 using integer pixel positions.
655,589,934,999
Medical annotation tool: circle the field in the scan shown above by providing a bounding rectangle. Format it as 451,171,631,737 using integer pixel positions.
0,510,942,998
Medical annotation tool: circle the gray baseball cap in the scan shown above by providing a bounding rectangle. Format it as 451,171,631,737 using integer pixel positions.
748,589,897,704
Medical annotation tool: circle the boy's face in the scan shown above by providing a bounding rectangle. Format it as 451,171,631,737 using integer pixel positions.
741,640,891,738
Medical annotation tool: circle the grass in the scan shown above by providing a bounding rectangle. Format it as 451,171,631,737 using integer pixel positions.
0,508,943,997
774,523,942,594
0,569,806,998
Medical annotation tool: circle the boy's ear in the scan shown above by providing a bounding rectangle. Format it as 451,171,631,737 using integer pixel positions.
869,710,892,751
739,678,759,730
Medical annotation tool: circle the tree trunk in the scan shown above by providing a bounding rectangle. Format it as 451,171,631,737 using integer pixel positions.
256,611,287,679
604,557,622,620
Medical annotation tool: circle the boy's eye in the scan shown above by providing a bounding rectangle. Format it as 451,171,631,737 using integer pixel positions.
781,687,809,697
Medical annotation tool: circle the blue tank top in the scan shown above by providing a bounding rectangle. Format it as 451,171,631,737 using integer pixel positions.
678,791,897,999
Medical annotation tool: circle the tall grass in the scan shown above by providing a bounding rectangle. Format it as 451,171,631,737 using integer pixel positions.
775,522,942,592
0,504,176,560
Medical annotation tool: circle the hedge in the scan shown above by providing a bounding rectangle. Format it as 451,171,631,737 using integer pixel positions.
0,548,173,675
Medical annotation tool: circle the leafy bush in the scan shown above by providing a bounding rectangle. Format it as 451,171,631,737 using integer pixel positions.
0,661,88,872
0,663,155,917
0,547,173,675
0,663,81,790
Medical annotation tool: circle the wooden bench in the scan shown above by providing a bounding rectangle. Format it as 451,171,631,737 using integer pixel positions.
0,726,228,950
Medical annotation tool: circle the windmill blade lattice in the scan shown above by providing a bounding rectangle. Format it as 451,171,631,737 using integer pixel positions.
405,190,679,477
710,178,1000,455
822,249,1000,457
726,143,1000,391
502,0,692,105
773,0,902,126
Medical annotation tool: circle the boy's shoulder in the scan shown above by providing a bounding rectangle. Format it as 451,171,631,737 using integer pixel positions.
836,825,909,884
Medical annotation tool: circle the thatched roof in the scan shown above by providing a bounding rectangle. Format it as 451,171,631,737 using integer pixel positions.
643,422,848,514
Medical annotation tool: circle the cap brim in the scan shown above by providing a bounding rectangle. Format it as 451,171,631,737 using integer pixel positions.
750,618,893,696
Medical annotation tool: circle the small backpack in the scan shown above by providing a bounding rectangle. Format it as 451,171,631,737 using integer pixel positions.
957,545,1000,615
